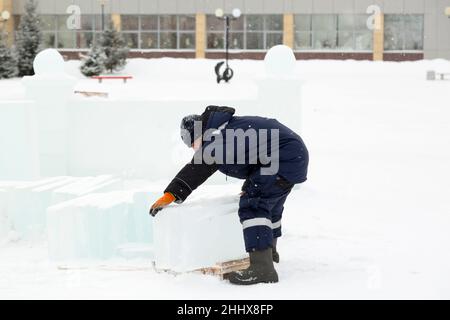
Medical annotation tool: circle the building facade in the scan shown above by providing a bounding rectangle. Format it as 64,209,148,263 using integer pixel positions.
1,0,450,61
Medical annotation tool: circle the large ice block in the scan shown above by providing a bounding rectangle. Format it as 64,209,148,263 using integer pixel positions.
0,181,29,240
0,188,9,239
7,177,74,239
154,184,247,273
46,189,160,262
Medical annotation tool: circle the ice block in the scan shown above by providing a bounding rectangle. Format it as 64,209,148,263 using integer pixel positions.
46,189,160,262
153,184,247,273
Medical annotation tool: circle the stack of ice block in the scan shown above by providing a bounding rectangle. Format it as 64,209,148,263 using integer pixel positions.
50,175,122,204
154,184,247,273
46,189,160,262
6,177,70,239
6,175,121,239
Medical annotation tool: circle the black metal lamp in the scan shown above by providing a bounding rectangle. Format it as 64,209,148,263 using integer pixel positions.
214,8,241,83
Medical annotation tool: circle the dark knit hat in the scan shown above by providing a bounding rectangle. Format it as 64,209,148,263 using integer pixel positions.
180,114,202,147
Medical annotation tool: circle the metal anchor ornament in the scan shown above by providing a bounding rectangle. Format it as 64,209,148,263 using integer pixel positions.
214,61,234,83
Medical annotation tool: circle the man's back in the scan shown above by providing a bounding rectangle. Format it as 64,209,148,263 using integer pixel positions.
213,115,309,184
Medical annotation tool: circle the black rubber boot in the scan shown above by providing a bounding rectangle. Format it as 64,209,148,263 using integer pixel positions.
272,238,279,263
227,248,279,285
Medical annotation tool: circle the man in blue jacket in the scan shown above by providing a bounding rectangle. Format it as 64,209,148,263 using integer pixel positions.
150,106,309,285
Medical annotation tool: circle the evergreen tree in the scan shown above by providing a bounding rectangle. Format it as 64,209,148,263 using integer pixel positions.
15,0,42,76
80,45,106,77
98,25,129,73
0,33,18,79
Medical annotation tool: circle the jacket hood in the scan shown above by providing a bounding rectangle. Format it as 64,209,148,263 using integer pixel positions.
201,106,235,133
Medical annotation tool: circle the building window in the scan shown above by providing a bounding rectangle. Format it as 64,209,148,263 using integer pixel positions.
230,16,244,49
206,14,282,51
140,15,158,49
311,14,337,50
179,15,196,49
384,14,424,51
14,13,194,50
121,15,139,49
121,15,139,31
246,15,282,50
337,15,372,51
94,14,112,31
207,15,225,49
294,15,312,49
295,14,372,51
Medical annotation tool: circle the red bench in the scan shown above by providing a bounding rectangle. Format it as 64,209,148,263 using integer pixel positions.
92,75,133,83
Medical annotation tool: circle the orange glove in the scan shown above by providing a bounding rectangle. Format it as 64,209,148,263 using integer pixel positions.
149,192,176,216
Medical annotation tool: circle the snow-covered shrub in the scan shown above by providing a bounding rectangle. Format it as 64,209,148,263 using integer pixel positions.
98,26,129,73
80,45,107,77
15,0,42,77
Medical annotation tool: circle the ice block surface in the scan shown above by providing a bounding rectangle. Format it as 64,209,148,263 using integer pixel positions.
6,177,74,239
154,183,247,273
0,188,9,239
46,189,160,262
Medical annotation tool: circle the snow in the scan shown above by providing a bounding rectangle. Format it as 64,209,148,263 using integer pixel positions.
33,49,65,76
264,45,297,77
1,57,450,299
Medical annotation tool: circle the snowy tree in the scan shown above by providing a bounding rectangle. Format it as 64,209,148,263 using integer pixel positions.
98,25,129,73
0,33,18,79
80,45,106,77
15,0,42,76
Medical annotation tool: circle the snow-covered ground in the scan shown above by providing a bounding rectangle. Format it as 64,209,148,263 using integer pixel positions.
1,58,450,299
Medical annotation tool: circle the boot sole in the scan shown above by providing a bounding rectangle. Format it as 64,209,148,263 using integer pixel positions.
229,278,279,285
228,274,279,285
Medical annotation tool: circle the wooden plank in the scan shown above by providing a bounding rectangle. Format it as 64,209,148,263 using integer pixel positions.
58,258,250,278
74,91,109,98
92,76,133,80
196,258,250,279
57,265,153,272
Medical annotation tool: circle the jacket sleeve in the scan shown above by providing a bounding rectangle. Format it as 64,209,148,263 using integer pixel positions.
164,156,218,203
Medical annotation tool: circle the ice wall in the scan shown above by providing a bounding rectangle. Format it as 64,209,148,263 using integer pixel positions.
0,48,302,181
154,184,246,273
256,45,303,132
5,175,122,240
22,49,77,177
0,101,39,180
46,189,160,262
0,185,13,240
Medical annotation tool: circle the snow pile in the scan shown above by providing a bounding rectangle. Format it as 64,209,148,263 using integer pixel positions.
154,183,246,272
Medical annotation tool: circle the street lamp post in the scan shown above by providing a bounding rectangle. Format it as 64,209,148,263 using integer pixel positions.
214,8,241,83
99,0,107,31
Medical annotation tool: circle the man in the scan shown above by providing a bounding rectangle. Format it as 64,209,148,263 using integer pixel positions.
150,106,309,285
